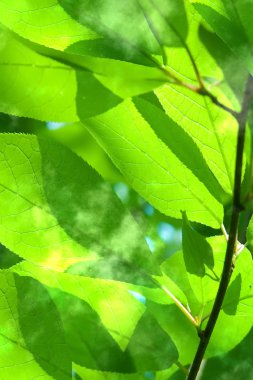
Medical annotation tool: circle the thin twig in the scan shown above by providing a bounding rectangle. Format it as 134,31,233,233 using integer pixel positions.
162,67,238,117
198,88,239,118
162,286,198,327
187,75,253,380
162,66,200,92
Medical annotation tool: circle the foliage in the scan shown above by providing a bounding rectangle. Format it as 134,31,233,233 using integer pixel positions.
0,0,252,379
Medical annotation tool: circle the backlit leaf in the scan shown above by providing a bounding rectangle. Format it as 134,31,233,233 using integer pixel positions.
83,99,223,227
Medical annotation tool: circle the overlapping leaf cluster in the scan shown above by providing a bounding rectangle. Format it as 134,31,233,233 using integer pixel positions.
0,1,252,379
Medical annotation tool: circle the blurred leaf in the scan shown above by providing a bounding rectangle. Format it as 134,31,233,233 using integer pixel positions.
126,310,178,372
147,302,198,365
73,364,146,380
60,295,130,373
138,0,189,48
202,327,253,379
59,0,188,65
39,136,158,283
191,0,253,75
0,134,88,271
0,134,156,283
0,270,70,379
12,262,178,371
13,260,145,351
15,275,71,379
199,25,248,105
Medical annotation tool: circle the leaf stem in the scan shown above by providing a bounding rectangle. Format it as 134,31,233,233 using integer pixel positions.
161,286,198,327
162,67,238,117
221,223,229,241
186,75,253,380
175,361,189,375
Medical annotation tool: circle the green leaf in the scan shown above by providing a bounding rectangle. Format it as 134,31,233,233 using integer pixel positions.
0,27,78,121
0,244,22,269
199,25,248,106
59,0,188,65
153,1,240,110
0,133,88,271
185,238,223,312
156,237,253,361
73,365,146,380
159,253,201,317
14,275,71,379
223,274,242,315
147,302,199,365
65,38,155,67
0,0,97,50
126,311,178,372
48,282,177,378
201,327,253,379
63,43,168,99
247,214,253,252
39,136,158,283
161,236,223,317
139,1,240,196
56,294,142,373
59,0,157,64
155,84,238,195
67,298,177,374
0,270,70,379
18,36,169,115
222,249,253,319
160,1,224,91
134,94,223,202
76,70,122,118
140,0,189,48
0,133,155,281
55,0,191,73
182,212,214,277
13,260,145,351
83,99,223,227
191,0,253,75
12,261,178,370
40,121,122,183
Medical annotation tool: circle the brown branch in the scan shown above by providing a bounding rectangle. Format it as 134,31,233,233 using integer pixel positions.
198,87,239,118
187,75,253,380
